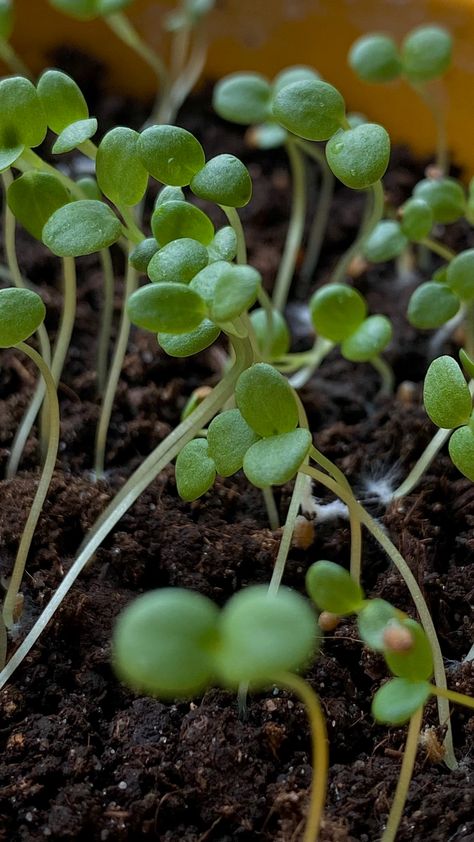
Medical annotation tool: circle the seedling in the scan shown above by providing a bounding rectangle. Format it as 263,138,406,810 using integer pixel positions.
113,584,327,842
349,24,453,173
306,560,474,842
0,288,60,640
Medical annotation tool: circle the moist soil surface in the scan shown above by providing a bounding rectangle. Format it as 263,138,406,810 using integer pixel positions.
0,65,473,842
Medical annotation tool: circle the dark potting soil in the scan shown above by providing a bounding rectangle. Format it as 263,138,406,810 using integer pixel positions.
0,68,473,842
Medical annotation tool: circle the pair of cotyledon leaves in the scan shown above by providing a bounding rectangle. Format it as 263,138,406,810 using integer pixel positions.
349,25,452,85
423,354,474,482
213,66,390,190
306,560,434,724
309,283,392,362
175,363,312,500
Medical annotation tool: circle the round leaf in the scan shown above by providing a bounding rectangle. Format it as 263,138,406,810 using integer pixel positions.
155,185,186,206
0,287,46,348
243,428,312,488
250,308,290,359
214,585,318,688
152,201,214,246
326,123,390,190
423,355,472,429
76,176,102,200
129,238,159,273
272,80,346,142
211,265,261,322
158,319,220,358
363,221,408,263
448,424,474,482
372,678,431,725
113,588,219,698
42,199,122,256
147,238,209,285
213,73,272,125
407,282,460,330
341,315,392,362
401,25,452,83
357,599,400,651
207,409,259,477
175,438,216,501
37,69,89,133
400,197,434,242
138,125,205,187
96,127,148,206
7,171,71,240
384,618,433,681
413,178,465,224
0,76,47,149
446,249,474,302
127,282,206,334
306,560,364,615
349,34,401,83
235,363,298,437
52,117,98,154
272,65,321,94
207,226,237,263
310,284,366,342
190,154,252,208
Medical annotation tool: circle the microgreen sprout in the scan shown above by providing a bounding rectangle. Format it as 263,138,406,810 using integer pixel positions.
113,584,327,842
349,24,453,173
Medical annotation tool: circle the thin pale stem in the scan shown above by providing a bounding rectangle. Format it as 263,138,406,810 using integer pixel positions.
309,445,363,583
262,487,280,531
220,205,247,265
421,237,456,263
105,12,169,99
430,684,474,710
0,39,32,78
50,257,77,387
381,706,423,842
392,427,452,499
413,83,449,175
331,180,385,285
268,471,308,595
94,260,138,477
272,137,307,312
288,338,334,387
274,672,328,842
2,342,60,630
162,24,208,123
96,248,115,396
0,335,254,690
300,463,457,769
464,301,474,361
296,139,335,291
371,355,395,396
2,169,52,471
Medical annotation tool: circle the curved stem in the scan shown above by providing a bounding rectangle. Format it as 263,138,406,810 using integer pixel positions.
96,248,115,396
370,355,395,396
0,335,254,690
296,139,335,291
220,205,247,265
2,169,52,471
421,237,456,263
272,137,307,312
300,463,457,770
274,672,328,842
2,342,59,630
262,487,280,531
310,445,363,583
413,83,448,175
105,12,169,101
268,471,308,595
94,260,138,477
331,180,385,286
50,257,77,387
430,684,474,710
161,23,208,123
381,706,423,842
391,427,452,500
288,338,334,387
0,39,33,78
